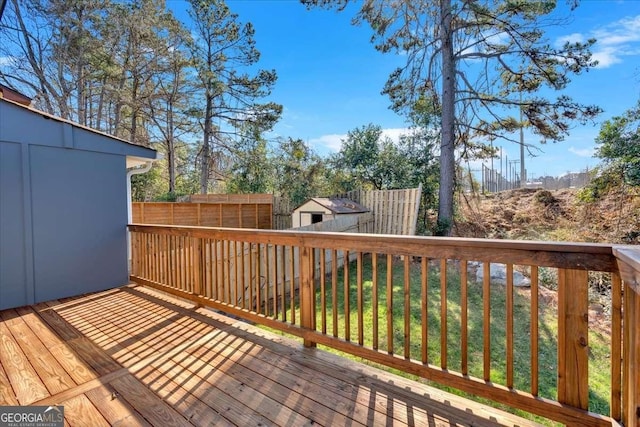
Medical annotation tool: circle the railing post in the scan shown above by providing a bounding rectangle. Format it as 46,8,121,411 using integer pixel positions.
557,268,589,410
193,237,203,296
300,246,316,348
623,282,640,427
614,247,640,427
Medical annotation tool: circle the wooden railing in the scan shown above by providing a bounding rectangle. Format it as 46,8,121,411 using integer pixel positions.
129,224,639,426
613,247,640,427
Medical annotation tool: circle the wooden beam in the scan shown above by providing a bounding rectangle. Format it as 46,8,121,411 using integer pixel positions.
557,268,589,410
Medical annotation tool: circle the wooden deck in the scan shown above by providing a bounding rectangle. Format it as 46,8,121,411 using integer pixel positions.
0,284,542,427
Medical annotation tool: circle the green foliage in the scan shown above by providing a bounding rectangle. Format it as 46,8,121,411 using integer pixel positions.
576,168,621,203
272,138,330,206
578,101,640,202
333,124,415,191
594,101,640,186
130,163,164,202
226,128,274,194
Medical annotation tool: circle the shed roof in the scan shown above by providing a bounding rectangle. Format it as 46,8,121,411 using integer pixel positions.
306,197,369,214
0,98,159,168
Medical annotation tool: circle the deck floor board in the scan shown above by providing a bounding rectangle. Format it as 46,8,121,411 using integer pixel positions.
0,284,542,427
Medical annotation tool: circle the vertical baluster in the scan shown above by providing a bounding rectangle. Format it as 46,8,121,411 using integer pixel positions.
404,256,411,359
421,257,428,365
263,245,269,316
142,233,148,279
506,263,514,389
611,272,622,421
332,249,338,337
168,234,173,286
280,245,286,321
344,250,350,342
194,237,203,296
214,239,221,301
249,243,254,310
440,259,447,369
256,243,262,314
290,246,295,325
186,236,192,292
235,241,241,306
320,249,327,334
529,265,539,395
182,236,188,291
461,260,468,375
387,254,393,355
160,233,165,284
152,233,157,281
483,262,491,381
227,240,233,303
357,252,364,345
273,244,279,319
372,253,379,350
239,242,246,308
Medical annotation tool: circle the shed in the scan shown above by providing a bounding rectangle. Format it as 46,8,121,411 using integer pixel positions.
292,197,369,228
0,98,159,310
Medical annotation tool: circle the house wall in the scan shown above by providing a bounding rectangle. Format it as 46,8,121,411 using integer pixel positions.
0,100,154,310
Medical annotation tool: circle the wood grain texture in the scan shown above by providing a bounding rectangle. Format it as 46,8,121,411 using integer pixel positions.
0,322,49,404
63,394,110,427
109,374,191,427
0,284,574,427
557,268,589,410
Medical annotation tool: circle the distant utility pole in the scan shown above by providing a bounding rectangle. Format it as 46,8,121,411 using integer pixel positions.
519,93,526,187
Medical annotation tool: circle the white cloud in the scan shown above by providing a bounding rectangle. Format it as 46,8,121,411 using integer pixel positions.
309,127,413,152
556,32,585,46
594,15,640,46
380,127,412,143
591,46,624,68
559,14,640,69
308,133,345,151
568,146,595,158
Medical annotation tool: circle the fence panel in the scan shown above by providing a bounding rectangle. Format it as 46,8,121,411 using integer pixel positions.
132,202,272,229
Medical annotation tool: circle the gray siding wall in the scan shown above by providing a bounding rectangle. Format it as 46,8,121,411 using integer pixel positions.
0,100,155,310
31,146,128,303
0,142,29,308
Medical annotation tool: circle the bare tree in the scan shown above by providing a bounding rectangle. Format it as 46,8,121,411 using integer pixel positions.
187,0,282,194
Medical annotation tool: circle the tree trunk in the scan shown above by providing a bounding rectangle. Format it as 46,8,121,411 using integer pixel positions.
200,95,213,194
437,0,456,236
167,100,176,194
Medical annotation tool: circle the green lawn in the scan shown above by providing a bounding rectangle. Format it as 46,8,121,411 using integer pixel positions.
269,255,613,424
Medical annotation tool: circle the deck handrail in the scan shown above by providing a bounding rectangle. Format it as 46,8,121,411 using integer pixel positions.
613,247,640,427
128,223,638,426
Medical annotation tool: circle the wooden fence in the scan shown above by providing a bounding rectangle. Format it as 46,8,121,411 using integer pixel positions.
185,193,273,204
334,185,422,235
273,196,293,230
129,223,639,426
132,202,272,229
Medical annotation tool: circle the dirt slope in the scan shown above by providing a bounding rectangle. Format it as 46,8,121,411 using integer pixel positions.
454,186,640,244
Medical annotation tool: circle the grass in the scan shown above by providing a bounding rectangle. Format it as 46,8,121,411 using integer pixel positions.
265,255,613,425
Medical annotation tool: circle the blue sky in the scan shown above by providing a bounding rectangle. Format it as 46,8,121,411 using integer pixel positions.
169,0,640,179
